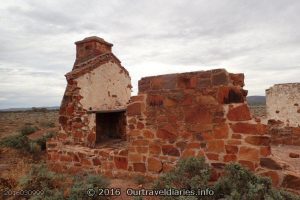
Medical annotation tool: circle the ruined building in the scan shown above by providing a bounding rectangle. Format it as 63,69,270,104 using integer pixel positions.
47,37,300,191
266,83,300,127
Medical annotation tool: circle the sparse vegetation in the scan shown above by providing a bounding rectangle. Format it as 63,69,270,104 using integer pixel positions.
18,164,110,200
0,129,56,154
133,175,146,185
153,157,300,200
40,121,56,128
20,125,38,135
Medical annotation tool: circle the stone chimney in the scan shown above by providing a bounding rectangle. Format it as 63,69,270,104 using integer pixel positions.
74,36,113,65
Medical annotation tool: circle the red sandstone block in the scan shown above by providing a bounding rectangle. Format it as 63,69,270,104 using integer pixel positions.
164,98,177,107
118,149,128,156
245,136,270,146
143,130,154,139
81,158,92,166
87,133,96,143
136,147,148,154
137,122,144,129
229,73,245,87
92,158,101,166
238,160,256,171
259,171,280,186
281,174,300,191
187,142,201,148
231,123,267,134
149,144,161,155
128,154,143,163
238,146,259,162
162,145,180,156
213,123,229,139
132,139,149,146
206,153,219,161
148,157,163,173
114,156,128,170
207,140,225,153
227,104,251,121
289,152,300,158
232,133,242,139
225,145,238,154
131,95,144,102
212,71,229,86
184,106,212,124
162,162,174,173
227,139,242,145
60,155,72,162
133,163,146,173
224,154,237,162
127,102,142,116
260,146,271,157
156,129,176,143
182,149,196,158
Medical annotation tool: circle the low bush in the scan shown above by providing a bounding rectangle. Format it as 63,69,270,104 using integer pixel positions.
69,174,110,200
0,134,29,150
19,164,65,200
153,157,300,200
40,121,56,128
0,131,56,155
20,125,38,136
214,163,300,200
134,175,146,185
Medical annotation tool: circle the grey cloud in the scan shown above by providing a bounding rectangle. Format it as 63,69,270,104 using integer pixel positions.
0,0,300,108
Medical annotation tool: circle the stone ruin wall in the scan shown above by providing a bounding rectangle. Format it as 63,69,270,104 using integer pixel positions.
47,38,300,192
266,83,300,146
266,83,300,127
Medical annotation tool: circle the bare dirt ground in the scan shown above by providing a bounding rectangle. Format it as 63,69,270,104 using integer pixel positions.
0,110,59,139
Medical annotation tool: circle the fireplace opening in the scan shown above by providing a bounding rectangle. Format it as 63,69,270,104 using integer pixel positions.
96,110,126,144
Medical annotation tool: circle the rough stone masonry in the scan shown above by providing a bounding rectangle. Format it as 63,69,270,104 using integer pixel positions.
47,36,300,192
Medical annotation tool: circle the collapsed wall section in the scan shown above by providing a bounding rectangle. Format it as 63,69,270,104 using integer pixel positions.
266,83,300,127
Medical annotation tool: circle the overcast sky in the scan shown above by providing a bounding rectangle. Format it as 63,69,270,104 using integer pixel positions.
0,0,299,109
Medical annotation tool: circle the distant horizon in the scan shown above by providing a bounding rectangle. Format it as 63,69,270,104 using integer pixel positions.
0,95,267,110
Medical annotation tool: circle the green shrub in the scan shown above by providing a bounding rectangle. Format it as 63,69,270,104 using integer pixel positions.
20,125,38,135
40,121,56,128
0,134,29,150
214,163,300,200
19,164,65,200
134,175,146,185
69,174,110,200
34,131,57,151
153,157,210,190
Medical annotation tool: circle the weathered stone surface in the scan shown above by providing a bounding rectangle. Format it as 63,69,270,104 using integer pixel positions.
289,152,300,158
282,174,300,190
162,145,180,156
207,140,225,153
260,158,282,170
245,136,270,146
231,123,267,135
148,157,162,173
114,157,128,170
184,106,212,124
133,163,146,172
260,171,280,186
225,145,238,154
156,129,176,143
223,154,237,162
238,146,259,162
227,104,251,121
127,103,142,116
